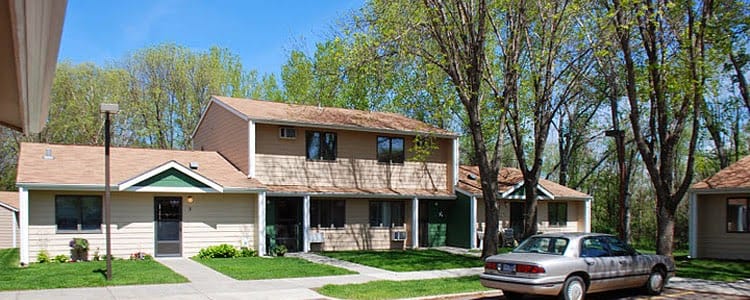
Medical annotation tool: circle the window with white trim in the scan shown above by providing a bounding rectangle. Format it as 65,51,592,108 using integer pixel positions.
377,136,405,164
55,195,102,232
280,127,296,139
548,203,567,227
369,201,405,227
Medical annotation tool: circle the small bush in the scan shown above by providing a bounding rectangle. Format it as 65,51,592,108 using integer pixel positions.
271,244,287,257
239,247,257,257
53,254,69,263
69,238,89,261
36,250,51,264
197,244,239,259
92,248,101,261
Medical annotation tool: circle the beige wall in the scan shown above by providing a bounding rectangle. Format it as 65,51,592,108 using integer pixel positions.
309,198,413,251
0,207,17,248
27,191,256,261
255,124,453,191
695,193,750,260
193,103,249,174
475,199,584,233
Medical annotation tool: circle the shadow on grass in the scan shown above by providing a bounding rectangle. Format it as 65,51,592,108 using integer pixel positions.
676,257,750,282
93,268,107,279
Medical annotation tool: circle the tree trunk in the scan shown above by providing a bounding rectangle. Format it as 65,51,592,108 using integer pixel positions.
656,200,676,256
522,177,539,239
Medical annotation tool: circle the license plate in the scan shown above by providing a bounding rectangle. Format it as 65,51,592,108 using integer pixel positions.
501,263,515,273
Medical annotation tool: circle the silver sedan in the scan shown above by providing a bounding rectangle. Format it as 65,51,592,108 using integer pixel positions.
480,232,675,300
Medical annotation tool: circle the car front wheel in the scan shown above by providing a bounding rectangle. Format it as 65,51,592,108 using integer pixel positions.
644,268,665,295
559,275,586,300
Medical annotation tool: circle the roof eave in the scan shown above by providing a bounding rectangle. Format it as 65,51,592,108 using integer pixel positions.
688,187,750,194
250,119,458,138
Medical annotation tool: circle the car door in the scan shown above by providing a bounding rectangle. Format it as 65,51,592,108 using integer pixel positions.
580,237,614,293
601,236,642,288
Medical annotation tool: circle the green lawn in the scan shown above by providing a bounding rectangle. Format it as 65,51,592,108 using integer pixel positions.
0,248,187,291
317,275,490,300
675,258,750,282
194,256,356,280
321,249,483,272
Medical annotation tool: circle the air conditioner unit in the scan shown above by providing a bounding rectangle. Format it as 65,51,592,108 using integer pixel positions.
392,231,407,241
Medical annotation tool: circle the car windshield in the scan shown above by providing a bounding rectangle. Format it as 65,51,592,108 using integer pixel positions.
513,237,569,255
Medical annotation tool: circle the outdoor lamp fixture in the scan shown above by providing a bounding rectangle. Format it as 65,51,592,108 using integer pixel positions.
187,196,194,204
100,103,119,281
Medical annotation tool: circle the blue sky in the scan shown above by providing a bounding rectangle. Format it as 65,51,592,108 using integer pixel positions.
58,0,365,75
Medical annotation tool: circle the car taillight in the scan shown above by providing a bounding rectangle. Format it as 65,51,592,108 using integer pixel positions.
484,261,497,270
515,264,545,274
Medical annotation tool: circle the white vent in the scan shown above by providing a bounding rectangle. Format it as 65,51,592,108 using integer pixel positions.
392,231,407,241
279,127,296,139
189,162,199,169
42,148,54,160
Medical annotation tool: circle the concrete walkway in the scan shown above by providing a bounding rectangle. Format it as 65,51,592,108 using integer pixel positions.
0,252,748,300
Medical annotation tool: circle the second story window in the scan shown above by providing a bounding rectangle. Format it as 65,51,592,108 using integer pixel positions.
279,127,297,139
377,136,405,164
306,131,337,161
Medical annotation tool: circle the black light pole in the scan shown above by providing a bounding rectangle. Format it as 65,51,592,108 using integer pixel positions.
101,103,119,281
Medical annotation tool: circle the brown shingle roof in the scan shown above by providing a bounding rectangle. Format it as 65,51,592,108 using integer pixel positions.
267,185,454,198
211,96,457,137
0,191,18,211
691,155,750,190
457,165,590,199
17,143,264,190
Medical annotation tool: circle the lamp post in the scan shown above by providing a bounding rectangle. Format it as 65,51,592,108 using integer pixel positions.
100,103,119,281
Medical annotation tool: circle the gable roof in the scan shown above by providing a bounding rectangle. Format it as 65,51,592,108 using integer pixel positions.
0,191,18,211
204,96,457,138
457,165,591,200
691,155,750,190
16,143,264,192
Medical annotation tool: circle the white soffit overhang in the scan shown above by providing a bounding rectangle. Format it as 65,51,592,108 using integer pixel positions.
0,0,66,133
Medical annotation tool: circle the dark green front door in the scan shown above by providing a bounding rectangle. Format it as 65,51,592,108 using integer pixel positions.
510,202,525,241
266,197,302,253
419,200,451,247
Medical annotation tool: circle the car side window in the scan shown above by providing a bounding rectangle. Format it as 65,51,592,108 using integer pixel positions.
603,236,635,256
580,237,607,257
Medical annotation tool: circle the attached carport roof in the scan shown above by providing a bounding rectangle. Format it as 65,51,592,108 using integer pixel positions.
0,0,67,134
457,165,591,200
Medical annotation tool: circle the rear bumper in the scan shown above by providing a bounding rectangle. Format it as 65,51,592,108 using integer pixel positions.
480,274,563,296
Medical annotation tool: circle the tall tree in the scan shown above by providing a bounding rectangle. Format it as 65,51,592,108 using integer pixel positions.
609,0,711,255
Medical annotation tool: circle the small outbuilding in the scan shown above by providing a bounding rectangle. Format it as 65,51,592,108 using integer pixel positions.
689,155,750,260
0,191,19,249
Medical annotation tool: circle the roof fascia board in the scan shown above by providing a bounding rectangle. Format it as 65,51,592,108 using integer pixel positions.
267,191,456,200
455,187,479,198
16,183,107,191
123,186,218,193
117,161,224,192
0,202,18,212
223,187,266,193
501,182,526,198
250,119,458,139
688,187,750,195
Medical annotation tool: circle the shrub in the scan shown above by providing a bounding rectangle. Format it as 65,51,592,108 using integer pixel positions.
53,254,69,263
36,250,50,264
271,244,287,257
92,248,101,261
69,238,89,261
129,252,154,260
197,244,239,259
239,246,257,257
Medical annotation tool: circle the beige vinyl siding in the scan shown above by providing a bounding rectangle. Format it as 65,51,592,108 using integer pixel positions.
193,103,249,174
0,207,17,248
255,124,451,191
28,191,256,261
182,193,256,256
695,193,750,260
310,198,413,251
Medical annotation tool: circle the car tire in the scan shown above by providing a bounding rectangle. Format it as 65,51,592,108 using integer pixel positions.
559,275,586,300
503,291,523,300
644,268,665,295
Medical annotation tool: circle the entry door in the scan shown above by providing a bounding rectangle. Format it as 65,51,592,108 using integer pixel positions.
155,197,182,257
509,202,525,241
275,198,301,252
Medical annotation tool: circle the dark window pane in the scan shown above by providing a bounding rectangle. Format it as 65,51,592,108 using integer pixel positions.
323,132,337,160
727,198,749,232
369,202,383,226
56,197,79,230
377,137,390,163
80,196,102,230
391,138,404,163
311,200,321,227
306,131,321,160
391,202,405,226
332,200,345,228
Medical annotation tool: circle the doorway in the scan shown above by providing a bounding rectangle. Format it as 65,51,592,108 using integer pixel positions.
419,200,451,247
267,197,302,252
155,197,182,257
510,202,525,241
